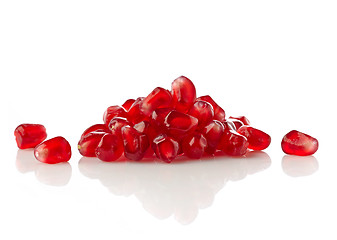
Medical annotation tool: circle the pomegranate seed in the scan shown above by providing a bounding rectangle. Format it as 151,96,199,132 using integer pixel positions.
151,108,172,128
34,136,71,164
196,95,226,122
164,110,198,139
221,120,236,134
133,120,159,142
122,99,136,111
171,76,196,113
95,133,124,162
121,125,149,161
218,130,248,156
140,87,172,116
202,120,224,154
226,119,244,130
281,130,319,156
188,100,214,129
152,135,179,163
14,124,47,149
127,97,148,124
182,133,207,159
81,124,110,138
108,117,131,138
103,105,127,126
229,116,250,125
78,131,105,157
237,126,271,150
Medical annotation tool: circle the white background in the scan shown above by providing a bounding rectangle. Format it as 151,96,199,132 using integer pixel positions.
1,0,337,239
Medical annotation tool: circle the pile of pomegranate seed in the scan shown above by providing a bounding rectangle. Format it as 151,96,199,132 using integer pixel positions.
78,76,272,163
14,76,319,164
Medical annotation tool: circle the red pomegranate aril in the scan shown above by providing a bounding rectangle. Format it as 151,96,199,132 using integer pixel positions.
108,117,131,138
133,120,159,142
78,131,106,157
152,135,179,163
226,119,244,130
237,126,271,150
202,120,224,154
127,97,148,124
81,124,110,138
121,126,149,161
122,99,136,111
164,110,198,139
103,105,127,126
196,95,226,122
95,133,124,162
151,108,172,128
182,133,207,159
218,130,248,156
281,130,319,156
229,116,250,126
171,76,196,113
188,100,214,129
34,136,71,164
140,87,172,116
14,124,47,149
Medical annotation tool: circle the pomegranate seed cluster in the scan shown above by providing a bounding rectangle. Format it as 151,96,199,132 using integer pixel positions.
14,76,319,164
78,76,272,163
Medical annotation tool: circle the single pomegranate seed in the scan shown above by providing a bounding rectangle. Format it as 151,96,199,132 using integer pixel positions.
151,108,172,128
34,136,71,164
196,95,226,122
229,116,250,125
95,133,124,162
202,120,224,154
218,130,248,156
14,124,47,149
226,119,244,130
122,99,136,111
188,100,214,129
237,126,271,150
182,133,207,159
140,87,172,116
81,124,110,138
103,105,127,126
171,76,196,113
133,120,159,142
108,117,131,138
281,130,319,156
127,97,148,124
152,135,179,163
121,126,149,161
78,131,105,157
164,110,198,139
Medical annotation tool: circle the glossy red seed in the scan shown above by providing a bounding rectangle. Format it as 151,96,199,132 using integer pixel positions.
218,130,248,156
152,135,179,163
237,126,271,150
140,87,172,116
133,120,159,142
121,126,149,161
229,116,250,126
127,97,148,124
182,133,207,159
81,124,110,138
95,133,124,162
164,110,198,139
122,99,136,111
103,105,127,126
202,120,224,154
151,108,172,128
78,131,106,157
34,136,71,164
14,124,47,149
226,119,244,130
171,76,196,113
281,130,319,156
108,117,131,138
188,100,214,129
196,95,226,122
